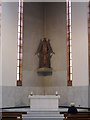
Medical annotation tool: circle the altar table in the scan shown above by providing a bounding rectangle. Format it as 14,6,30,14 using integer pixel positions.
28,95,60,111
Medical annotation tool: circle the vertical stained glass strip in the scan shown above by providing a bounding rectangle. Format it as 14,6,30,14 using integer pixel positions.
17,0,23,86
66,0,72,86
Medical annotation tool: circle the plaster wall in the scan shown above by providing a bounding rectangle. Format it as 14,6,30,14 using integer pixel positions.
2,2,18,86
44,2,67,86
23,2,44,86
0,4,2,109
72,2,89,86
0,6,1,86
88,86,90,107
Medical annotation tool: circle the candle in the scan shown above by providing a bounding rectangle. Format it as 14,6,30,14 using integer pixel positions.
30,91,33,96
56,91,58,96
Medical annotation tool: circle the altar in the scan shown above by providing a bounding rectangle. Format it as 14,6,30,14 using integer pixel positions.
28,95,60,111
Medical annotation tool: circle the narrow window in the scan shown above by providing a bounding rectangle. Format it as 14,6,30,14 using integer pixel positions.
17,0,23,86
66,0,72,86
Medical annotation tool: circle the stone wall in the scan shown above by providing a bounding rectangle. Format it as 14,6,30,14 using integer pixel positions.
2,86,88,108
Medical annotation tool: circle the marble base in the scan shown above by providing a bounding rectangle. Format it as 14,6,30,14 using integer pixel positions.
2,86,89,108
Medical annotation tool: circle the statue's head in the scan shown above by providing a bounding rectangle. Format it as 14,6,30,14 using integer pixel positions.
42,38,48,53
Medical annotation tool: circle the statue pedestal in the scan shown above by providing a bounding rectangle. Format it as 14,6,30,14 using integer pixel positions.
37,67,52,76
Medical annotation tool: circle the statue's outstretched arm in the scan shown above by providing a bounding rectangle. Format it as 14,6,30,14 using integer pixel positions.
47,40,55,54
35,39,42,55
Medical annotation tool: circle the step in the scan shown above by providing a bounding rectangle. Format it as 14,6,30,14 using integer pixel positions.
22,111,64,119
22,118,64,120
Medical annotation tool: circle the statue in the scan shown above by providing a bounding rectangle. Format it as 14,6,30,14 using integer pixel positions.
35,38,55,75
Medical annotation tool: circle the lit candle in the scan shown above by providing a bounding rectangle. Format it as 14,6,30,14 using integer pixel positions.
30,91,33,96
56,91,58,96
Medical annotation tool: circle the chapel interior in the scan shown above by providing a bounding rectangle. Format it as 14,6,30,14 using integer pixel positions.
0,1,90,120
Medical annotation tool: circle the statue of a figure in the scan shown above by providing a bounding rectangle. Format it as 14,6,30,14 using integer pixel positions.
35,38,55,68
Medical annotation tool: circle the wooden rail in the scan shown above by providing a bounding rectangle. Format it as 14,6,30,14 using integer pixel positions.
1,111,27,120
63,112,90,120
2,118,22,120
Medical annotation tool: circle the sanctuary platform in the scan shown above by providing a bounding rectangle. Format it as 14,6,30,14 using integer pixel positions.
22,95,62,119
2,107,89,120
2,95,89,120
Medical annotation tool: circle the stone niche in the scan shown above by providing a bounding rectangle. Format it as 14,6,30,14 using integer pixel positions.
23,2,67,86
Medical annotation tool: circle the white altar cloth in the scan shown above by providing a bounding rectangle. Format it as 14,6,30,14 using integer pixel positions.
28,95,60,111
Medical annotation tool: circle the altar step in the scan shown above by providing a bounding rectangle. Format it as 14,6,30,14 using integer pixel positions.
22,111,64,120
23,111,63,117
22,118,64,120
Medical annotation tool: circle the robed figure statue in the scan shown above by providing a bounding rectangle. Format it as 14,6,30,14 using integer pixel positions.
35,38,55,70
